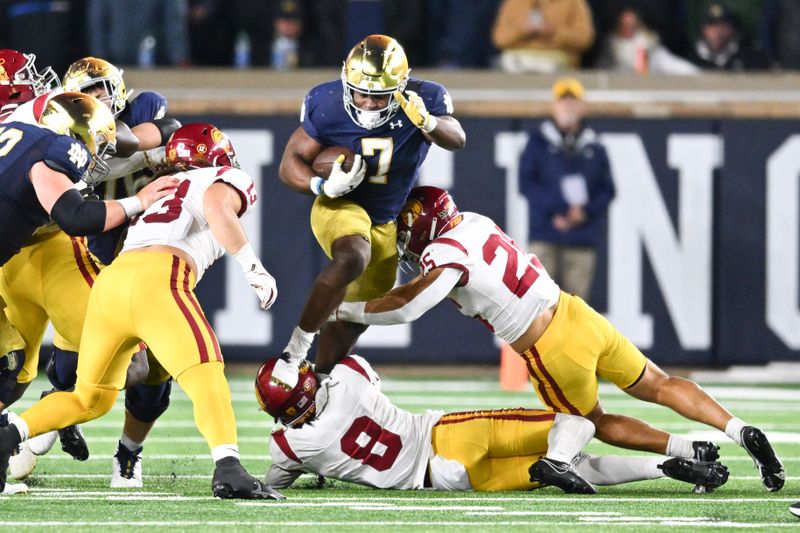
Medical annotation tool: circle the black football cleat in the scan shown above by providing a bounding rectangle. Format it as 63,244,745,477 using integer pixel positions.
789,502,800,518
59,424,89,461
212,457,285,500
741,426,784,492
529,457,597,494
0,424,23,493
691,441,721,493
659,457,729,491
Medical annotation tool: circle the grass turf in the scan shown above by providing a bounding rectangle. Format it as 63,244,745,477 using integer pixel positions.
2,371,798,531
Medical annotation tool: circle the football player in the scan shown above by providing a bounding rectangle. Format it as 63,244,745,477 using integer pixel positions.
257,354,728,493
1,57,181,476
277,34,465,376
0,48,59,121
0,124,282,500
328,186,785,492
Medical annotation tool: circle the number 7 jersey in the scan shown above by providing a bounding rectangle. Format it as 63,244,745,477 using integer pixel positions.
419,212,561,344
122,166,257,281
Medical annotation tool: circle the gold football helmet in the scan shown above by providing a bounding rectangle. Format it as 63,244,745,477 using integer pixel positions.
39,92,117,184
62,57,127,117
341,34,409,129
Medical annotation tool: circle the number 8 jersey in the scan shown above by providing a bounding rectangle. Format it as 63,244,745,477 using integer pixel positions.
268,355,444,489
122,165,257,281
419,212,561,344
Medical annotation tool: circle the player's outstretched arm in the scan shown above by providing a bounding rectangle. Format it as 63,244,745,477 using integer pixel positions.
131,118,182,151
278,127,326,195
30,162,176,235
394,90,466,151
204,182,277,310
335,267,461,325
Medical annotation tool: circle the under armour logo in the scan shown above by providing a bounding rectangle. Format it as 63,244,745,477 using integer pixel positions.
389,120,403,129
68,143,88,168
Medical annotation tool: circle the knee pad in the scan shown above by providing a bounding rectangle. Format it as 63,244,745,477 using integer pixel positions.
0,350,25,404
125,379,172,423
45,347,78,391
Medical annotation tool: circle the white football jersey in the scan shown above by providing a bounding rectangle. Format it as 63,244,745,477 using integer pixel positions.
268,356,444,490
419,212,560,344
121,165,257,281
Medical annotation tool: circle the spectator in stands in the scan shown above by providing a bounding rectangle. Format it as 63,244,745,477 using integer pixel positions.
690,3,770,71
271,0,304,69
597,7,698,74
519,78,615,301
427,0,501,68
492,0,595,73
88,0,189,66
760,0,800,69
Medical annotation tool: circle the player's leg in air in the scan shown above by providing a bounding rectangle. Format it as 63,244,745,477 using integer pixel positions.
525,292,784,491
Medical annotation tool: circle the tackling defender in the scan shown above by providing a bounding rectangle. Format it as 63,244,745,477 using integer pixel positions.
257,354,728,493
277,34,465,375
328,186,784,492
0,124,281,499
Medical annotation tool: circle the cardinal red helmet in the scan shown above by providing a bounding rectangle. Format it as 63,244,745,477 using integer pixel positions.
0,49,59,109
255,358,319,427
397,186,462,263
166,123,240,169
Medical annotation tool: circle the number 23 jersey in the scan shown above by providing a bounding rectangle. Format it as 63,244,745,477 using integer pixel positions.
122,166,257,281
419,213,561,345
268,355,444,489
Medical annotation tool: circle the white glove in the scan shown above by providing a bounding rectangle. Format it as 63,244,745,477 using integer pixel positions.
271,357,300,390
320,154,366,198
234,243,277,310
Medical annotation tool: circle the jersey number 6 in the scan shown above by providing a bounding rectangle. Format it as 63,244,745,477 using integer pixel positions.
340,415,402,471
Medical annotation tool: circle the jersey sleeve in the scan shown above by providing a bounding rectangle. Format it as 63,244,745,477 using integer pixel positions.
43,135,91,183
418,80,454,117
419,238,471,286
212,167,257,217
129,91,168,123
269,430,312,486
336,355,382,391
300,89,323,143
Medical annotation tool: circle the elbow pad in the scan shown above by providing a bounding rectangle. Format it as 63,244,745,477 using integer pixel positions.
50,188,107,236
151,117,182,146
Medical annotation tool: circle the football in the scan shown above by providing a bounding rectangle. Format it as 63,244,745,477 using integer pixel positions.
312,146,356,179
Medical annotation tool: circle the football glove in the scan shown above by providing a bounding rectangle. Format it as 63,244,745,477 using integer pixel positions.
271,354,301,390
234,243,277,310
320,154,366,198
395,90,438,133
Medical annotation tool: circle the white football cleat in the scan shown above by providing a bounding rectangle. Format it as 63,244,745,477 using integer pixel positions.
1,481,28,494
9,431,57,481
111,441,143,488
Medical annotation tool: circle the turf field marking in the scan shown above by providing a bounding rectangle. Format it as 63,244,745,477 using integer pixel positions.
28,453,270,461
465,511,622,516
239,496,800,503
5,521,800,528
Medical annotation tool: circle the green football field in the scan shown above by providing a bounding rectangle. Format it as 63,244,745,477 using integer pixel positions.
2,368,799,531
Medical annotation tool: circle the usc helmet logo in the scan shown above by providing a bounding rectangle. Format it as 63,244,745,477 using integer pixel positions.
0,61,8,83
401,198,423,228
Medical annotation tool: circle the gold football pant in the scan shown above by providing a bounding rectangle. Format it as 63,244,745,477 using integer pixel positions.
521,291,648,416
20,252,237,452
0,231,101,383
0,294,25,356
431,408,555,491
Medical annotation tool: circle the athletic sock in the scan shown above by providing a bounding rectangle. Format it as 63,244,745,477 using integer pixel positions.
666,435,694,458
573,453,664,485
725,417,746,446
120,433,144,452
545,413,595,463
212,444,240,463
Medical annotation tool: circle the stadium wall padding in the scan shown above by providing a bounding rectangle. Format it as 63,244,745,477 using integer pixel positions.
172,115,800,366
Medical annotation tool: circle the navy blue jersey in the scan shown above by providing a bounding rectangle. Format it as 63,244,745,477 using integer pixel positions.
0,122,91,265
88,91,168,264
302,78,453,224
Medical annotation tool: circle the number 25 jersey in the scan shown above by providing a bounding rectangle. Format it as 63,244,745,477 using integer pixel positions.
122,166,257,281
419,213,561,345
268,355,444,489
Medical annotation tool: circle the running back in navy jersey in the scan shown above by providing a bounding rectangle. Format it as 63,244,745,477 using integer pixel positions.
0,121,91,265
88,91,168,264
302,78,453,224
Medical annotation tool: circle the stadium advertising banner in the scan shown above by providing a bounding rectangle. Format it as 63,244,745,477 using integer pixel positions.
177,115,800,367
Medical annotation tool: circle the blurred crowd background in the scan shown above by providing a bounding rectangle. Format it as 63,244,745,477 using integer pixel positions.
1,0,798,75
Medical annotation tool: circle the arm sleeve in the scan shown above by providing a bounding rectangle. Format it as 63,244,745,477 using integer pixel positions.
336,268,462,325
50,188,108,236
300,91,323,143
44,136,92,183
584,147,616,218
